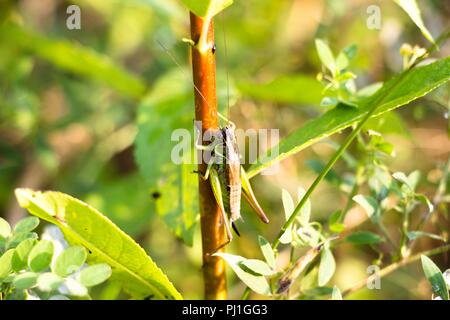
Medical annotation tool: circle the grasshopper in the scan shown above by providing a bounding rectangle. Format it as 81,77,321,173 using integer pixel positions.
196,116,269,250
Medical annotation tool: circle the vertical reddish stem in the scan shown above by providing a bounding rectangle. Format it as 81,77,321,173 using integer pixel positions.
190,13,227,299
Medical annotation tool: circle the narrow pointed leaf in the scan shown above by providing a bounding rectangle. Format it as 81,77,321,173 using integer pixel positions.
180,0,233,18
394,0,435,44
318,248,336,286
258,236,276,269
421,255,449,300
214,252,271,296
248,57,450,178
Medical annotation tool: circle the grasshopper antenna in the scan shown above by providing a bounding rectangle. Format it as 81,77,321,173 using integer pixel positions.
155,39,213,112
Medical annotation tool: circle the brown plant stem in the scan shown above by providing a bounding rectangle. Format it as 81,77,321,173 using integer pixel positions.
190,12,227,300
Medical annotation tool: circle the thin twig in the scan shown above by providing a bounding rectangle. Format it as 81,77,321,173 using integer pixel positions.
342,244,450,297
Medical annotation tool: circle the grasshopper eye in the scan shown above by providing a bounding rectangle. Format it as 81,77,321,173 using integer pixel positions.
212,44,216,54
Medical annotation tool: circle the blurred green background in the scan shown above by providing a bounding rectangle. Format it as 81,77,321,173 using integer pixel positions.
0,0,449,299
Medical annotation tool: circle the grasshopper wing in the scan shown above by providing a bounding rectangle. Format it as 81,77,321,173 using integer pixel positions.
240,166,269,224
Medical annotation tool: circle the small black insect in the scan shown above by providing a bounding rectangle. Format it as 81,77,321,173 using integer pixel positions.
151,191,161,199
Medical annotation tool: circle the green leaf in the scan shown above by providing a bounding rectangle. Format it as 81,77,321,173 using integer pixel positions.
328,210,345,233
13,217,39,234
247,57,450,178
239,259,274,276
12,238,37,271
180,0,233,18
415,194,434,213
407,231,445,242
15,188,182,300
79,263,112,287
318,248,336,286
135,69,199,246
37,272,63,292
394,0,435,44
258,236,276,269
346,231,384,245
49,295,69,300
59,278,88,297
28,240,54,272
0,24,146,98
315,39,336,73
0,217,11,239
0,249,15,279
6,232,38,250
343,44,358,61
237,74,323,106
336,52,349,70
13,272,38,290
214,253,271,296
421,255,449,300
53,246,87,277
331,285,343,300
353,195,379,221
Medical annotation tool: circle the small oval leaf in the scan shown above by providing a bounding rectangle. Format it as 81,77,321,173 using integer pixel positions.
318,248,336,286
28,240,54,272
13,217,40,234
53,246,87,277
79,263,112,287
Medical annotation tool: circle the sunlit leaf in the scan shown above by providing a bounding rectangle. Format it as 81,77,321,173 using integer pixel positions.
12,238,37,271
53,246,87,277
37,272,63,292
13,217,39,234
258,236,276,269
15,188,182,300
280,189,294,244
318,248,335,286
394,0,435,44
0,249,14,279
214,252,271,296
331,286,343,300
353,195,379,222
0,217,11,239
240,259,274,276
180,0,233,18
59,278,88,297
79,263,112,287
28,240,54,272
315,39,336,73
13,272,38,290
